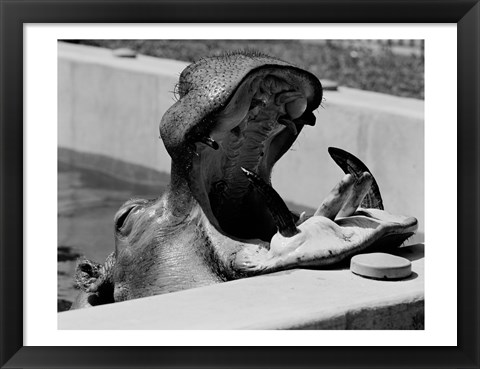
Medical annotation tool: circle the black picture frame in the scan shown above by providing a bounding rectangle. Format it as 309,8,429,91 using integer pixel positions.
1,0,478,368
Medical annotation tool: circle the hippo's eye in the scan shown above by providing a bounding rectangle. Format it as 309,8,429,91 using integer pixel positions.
115,205,137,235
115,199,150,236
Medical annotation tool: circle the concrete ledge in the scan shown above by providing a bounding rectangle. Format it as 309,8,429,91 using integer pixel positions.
59,244,424,330
58,42,424,234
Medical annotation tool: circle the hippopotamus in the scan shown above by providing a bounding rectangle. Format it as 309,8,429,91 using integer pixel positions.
71,51,418,309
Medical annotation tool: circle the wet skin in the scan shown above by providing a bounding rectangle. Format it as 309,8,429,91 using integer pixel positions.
71,52,417,309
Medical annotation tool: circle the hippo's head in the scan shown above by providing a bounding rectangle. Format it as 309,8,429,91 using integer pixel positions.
76,51,418,306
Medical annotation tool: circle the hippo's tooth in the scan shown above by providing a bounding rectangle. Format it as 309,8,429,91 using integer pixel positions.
314,174,355,219
328,147,384,210
296,211,310,226
278,117,298,136
336,172,373,218
199,136,219,150
240,167,300,238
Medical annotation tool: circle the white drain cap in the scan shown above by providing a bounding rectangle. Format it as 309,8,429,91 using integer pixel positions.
350,252,412,280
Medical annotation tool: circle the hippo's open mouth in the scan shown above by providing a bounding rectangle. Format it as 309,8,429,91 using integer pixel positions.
189,67,319,242
179,62,417,252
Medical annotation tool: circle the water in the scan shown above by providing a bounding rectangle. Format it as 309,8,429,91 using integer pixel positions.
57,161,165,311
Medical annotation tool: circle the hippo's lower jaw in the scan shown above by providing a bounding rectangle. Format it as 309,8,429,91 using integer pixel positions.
197,162,417,279
230,207,417,276
180,67,417,278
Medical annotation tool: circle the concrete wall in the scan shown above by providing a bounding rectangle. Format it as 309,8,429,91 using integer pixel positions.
58,42,424,234
59,243,424,330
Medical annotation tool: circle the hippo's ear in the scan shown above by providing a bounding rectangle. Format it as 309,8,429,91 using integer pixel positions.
74,258,103,291
73,253,115,306
328,147,384,210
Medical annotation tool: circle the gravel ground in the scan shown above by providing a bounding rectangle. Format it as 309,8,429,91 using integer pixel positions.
69,40,424,100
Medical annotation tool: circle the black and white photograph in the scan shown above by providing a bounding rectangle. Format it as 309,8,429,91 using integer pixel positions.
57,39,425,329
3,0,479,365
